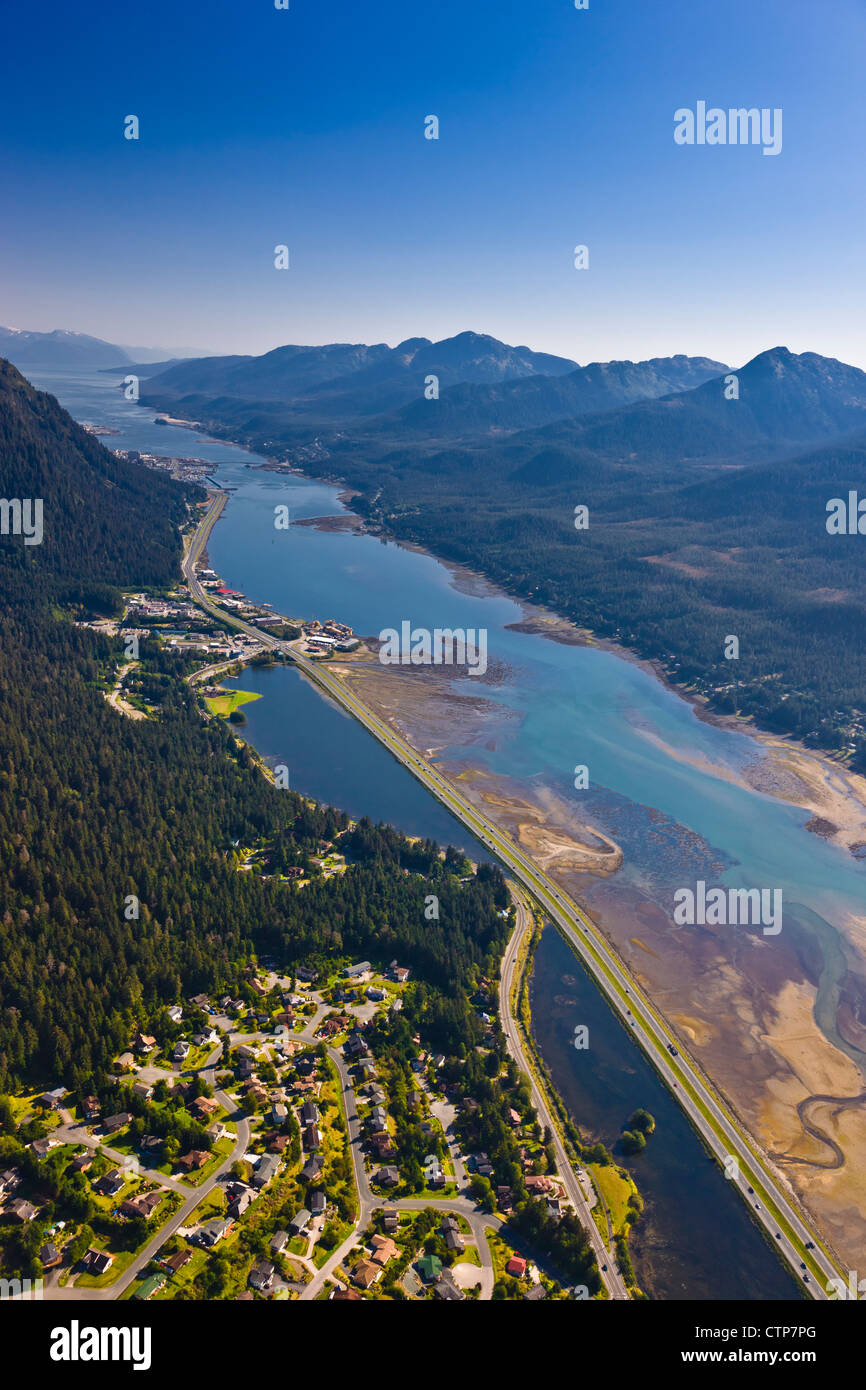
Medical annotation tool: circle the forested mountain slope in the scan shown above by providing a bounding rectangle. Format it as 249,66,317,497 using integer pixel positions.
0,362,507,1090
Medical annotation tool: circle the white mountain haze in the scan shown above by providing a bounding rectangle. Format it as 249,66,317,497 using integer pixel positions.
0,325,204,371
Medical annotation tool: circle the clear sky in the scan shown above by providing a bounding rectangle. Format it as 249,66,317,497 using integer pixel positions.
1,0,864,367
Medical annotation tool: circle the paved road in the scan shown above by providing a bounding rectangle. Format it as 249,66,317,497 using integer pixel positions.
500,887,629,1301
179,501,845,1300
106,660,145,720
286,658,842,1299
48,985,497,1301
45,1041,250,1302
298,1040,497,1300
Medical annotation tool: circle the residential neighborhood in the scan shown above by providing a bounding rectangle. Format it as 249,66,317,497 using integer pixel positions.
0,943,603,1302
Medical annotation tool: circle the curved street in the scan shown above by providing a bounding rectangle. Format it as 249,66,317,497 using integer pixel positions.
180,496,845,1301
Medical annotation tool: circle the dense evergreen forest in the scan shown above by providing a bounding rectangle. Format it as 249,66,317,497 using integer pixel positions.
0,361,509,1091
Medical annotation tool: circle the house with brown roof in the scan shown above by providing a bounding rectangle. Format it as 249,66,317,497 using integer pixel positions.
102,1111,132,1135
119,1190,163,1220
525,1175,553,1194
177,1149,210,1173
300,1154,324,1182
302,1123,322,1152
31,1136,61,1159
162,1249,193,1274
188,1095,219,1121
370,1133,396,1160
369,1234,398,1266
352,1258,381,1290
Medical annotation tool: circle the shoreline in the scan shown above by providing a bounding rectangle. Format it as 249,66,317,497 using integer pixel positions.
181,453,866,1277
280,489,866,857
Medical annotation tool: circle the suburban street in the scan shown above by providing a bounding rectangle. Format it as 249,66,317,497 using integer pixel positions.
298,1039,498,1300
45,983,503,1301
181,497,845,1300
45,1043,250,1302
499,888,629,1300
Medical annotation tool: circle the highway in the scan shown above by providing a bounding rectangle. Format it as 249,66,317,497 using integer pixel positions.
182,494,847,1302
500,889,629,1300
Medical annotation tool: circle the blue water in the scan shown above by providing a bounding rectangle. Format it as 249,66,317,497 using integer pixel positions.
32,365,866,1298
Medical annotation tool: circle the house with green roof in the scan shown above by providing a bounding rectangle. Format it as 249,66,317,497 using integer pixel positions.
416,1254,442,1283
133,1273,166,1301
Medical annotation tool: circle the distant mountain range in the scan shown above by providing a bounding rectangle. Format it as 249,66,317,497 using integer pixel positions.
0,326,132,369
486,346,866,486
138,331,866,469
138,331,730,437
9,320,866,760
138,331,583,421
135,333,866,764
392,354,730,437
0,325,201,371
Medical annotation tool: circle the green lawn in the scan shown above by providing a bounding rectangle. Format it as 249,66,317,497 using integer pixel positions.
152,1247,208,1299
588,1163,637,1237
180,1137,234,1187
74,1248,137,1289
204,688,262,717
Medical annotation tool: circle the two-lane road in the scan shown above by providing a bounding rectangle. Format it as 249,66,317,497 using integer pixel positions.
181,497,845,1301
500,887,629,1300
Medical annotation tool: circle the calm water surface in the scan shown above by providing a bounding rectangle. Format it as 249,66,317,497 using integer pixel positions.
34,365,857,1298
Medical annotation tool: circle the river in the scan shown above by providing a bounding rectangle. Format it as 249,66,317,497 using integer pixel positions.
33,363,865,1298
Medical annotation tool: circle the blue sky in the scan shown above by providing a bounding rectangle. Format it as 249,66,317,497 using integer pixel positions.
1,0,864,366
